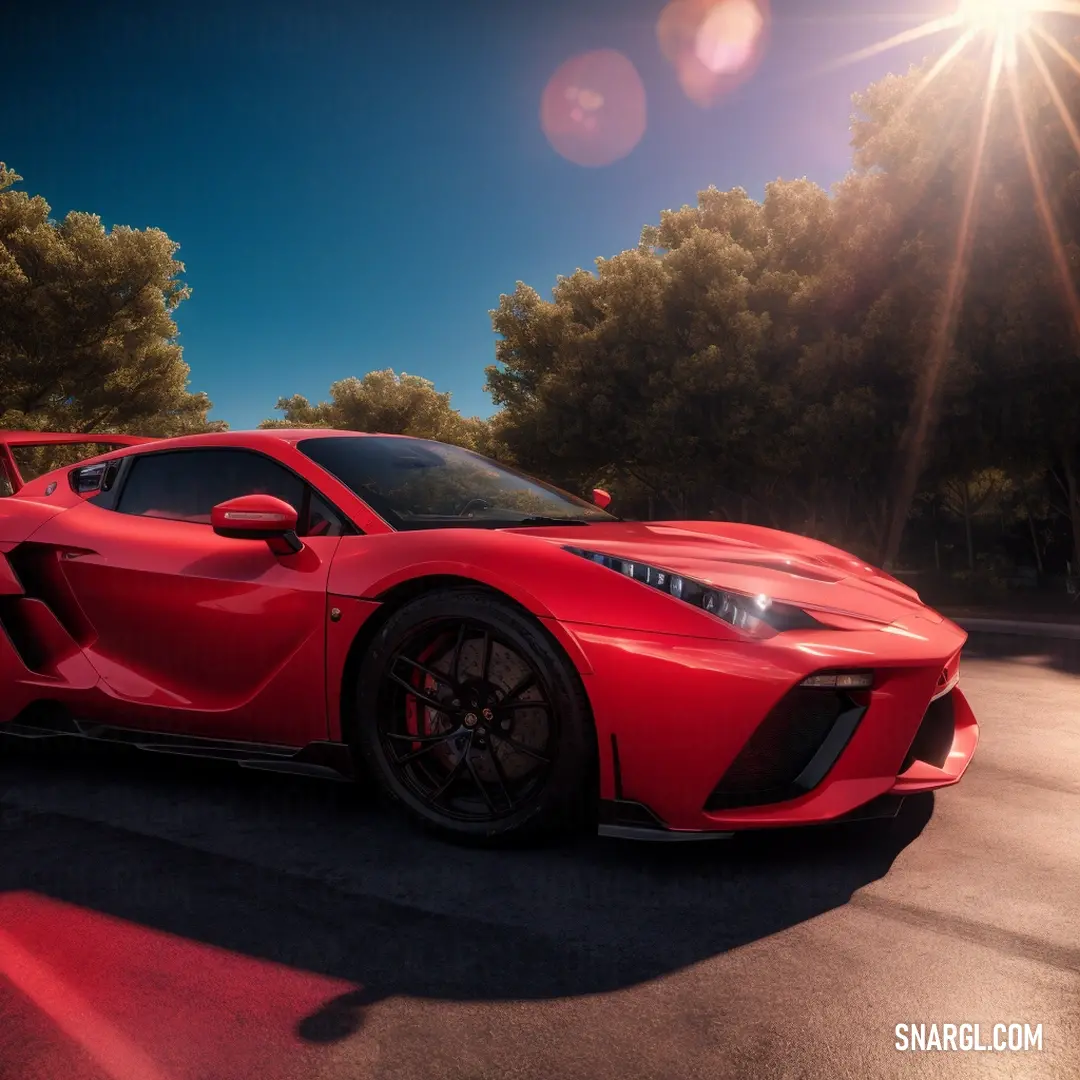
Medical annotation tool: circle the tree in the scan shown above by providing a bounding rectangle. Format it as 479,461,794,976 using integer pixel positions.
259,368,499,453
0,164,221,436
485,179,902,543
487,244,769,516
938,467,1014,570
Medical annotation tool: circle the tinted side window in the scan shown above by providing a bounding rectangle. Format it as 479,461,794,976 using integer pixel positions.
307,491,345,537
116,449,307,525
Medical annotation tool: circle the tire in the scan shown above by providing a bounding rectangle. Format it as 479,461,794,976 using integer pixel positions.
354,588,596,844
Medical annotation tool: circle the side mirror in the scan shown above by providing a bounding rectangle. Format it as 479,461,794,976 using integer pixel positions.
211,494,303,555
592,488,612,510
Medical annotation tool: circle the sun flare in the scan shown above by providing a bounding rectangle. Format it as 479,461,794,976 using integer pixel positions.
958,0,1035,38
813,0,1080,574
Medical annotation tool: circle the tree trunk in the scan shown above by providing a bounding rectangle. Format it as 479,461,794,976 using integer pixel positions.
881,439,917,570
962,485,975,571
1026,501,1044,575
868,496,890,565
932,501,941,570
1063,449,1080,575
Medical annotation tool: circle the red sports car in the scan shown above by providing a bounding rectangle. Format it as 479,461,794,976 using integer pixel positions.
0,428,978,843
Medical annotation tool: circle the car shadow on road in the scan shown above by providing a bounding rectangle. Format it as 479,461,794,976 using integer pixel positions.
963,631,1080,677
0,741,933,1044
294,797,936,1043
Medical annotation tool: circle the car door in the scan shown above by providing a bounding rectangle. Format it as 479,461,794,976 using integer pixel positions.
27,446,350,747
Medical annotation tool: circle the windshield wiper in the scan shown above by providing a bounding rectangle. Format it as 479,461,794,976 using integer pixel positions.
512,516,596,527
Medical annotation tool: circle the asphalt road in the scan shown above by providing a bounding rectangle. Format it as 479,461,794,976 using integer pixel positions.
1,633,1077,1080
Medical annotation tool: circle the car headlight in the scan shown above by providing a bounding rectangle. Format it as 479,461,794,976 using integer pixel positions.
563,547,824,633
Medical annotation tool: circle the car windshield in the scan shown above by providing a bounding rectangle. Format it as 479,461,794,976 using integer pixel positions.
298,435,617,530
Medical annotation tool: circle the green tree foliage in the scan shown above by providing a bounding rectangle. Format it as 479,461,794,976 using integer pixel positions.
0,164,221,437
259,368,500,454
487,179,881,538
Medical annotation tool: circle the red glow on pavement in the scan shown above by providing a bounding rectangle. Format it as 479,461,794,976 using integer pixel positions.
0,925,173,1080
657,0,770,106
0,892,360,1080
540,50,647,166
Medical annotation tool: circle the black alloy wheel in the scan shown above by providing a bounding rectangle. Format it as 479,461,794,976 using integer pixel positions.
355,588,595,843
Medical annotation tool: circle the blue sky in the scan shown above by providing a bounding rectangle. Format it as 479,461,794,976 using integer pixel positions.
1,0,945,429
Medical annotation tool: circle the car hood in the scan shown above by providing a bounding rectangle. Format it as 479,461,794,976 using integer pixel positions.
513,519,941,626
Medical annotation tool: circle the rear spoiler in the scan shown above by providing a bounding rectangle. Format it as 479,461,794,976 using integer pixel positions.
0,430,155,494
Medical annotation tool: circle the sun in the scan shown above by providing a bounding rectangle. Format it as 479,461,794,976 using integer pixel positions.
957,0,1035,38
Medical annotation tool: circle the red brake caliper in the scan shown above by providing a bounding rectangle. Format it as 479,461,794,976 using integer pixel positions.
404,640,445,747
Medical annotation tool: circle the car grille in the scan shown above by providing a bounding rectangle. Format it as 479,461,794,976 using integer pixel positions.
901,691,956,772
704,688,865,811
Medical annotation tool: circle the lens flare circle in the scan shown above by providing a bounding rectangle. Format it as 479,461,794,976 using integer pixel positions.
695,0,765,75
657,0,770,107
541,50,647,167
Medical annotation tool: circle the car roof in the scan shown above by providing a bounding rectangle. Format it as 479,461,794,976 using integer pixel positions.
6,430,436,495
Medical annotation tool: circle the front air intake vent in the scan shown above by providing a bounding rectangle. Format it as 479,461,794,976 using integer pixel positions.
704,687,867,810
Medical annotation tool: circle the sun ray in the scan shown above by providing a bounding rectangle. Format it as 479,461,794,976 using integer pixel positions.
1024,31,1080,159
1032,0,1080,14
785,14,940,26
887,40,1005,560
897,28,981,112
926,37,1004,399
1006,52,1080,338
850,30,980,179
1031,21,1080,78
819,15,963,73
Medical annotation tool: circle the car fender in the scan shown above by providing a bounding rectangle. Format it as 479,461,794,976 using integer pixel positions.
328,533,557,618
326,533,599,682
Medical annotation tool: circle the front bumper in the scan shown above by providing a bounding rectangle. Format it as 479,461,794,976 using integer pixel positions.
554,616,979,838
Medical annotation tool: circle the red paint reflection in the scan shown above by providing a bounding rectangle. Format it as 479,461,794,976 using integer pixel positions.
0,892,357,1080
657,0,770,106
540,49,647,167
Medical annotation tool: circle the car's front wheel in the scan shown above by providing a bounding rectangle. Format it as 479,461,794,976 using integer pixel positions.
354,588,595,844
